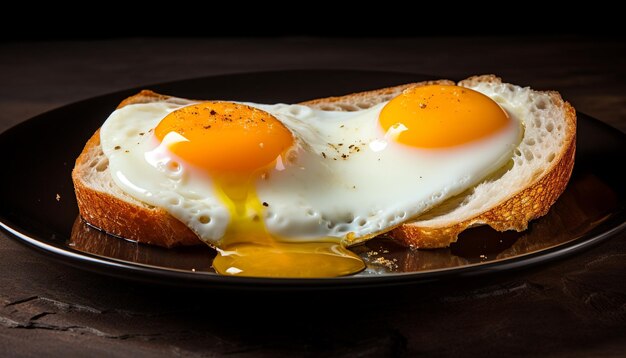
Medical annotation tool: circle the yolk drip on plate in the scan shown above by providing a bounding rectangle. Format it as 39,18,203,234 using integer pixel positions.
155,102,365,278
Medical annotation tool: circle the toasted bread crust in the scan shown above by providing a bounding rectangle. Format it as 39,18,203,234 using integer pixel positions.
72,77,576,249
299,80,454,109
391,111,576,247
116,90,175,109
390,81,577,248
72,93,203,248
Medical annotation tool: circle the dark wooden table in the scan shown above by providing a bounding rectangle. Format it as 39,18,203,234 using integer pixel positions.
1,37,625,357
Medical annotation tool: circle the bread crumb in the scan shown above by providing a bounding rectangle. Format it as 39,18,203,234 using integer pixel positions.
371,257,398,271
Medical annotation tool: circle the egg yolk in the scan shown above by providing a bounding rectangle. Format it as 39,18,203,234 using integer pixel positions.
155,102,365,278
155,102,294,174
379,85,510,148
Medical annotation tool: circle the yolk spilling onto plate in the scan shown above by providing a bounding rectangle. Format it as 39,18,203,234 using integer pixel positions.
155,102,365,277
379,85,510,147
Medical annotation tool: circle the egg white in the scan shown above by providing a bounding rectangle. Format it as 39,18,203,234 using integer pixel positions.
100,85,522,246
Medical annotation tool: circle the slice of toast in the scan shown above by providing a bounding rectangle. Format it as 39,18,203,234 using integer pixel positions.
303,75,576,248
72,76,576,248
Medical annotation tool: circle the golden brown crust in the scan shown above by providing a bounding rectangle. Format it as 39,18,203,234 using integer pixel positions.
458,74,502,86
390,92,577,248
300,80,454,108
72,92,203,248
116,90,173,109
74,174,202,247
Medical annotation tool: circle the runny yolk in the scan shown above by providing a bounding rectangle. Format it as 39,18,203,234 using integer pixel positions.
379,85,510,148
155,102,365,278
154,102,294,173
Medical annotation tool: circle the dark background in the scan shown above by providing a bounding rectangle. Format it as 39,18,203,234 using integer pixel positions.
2,5,624,40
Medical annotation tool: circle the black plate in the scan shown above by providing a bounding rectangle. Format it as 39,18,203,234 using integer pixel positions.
1,70,625,290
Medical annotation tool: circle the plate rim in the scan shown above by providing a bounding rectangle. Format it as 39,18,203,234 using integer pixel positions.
3,215,625,290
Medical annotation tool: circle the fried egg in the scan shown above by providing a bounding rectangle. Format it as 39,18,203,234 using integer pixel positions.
99,84,522,277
